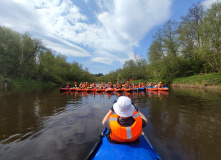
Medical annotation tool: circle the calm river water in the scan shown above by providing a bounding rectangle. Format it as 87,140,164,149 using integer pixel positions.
0,86,221,160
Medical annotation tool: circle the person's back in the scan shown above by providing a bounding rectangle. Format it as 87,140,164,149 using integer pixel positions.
102,96,148,143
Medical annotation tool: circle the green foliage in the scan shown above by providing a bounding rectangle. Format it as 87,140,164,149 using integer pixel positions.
12,78,56,87
173,73,221,85
0,26,95,85
199,2,221,73
146,1,221,83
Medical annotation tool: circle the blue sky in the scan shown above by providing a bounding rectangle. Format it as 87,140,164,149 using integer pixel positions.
0,0,219,74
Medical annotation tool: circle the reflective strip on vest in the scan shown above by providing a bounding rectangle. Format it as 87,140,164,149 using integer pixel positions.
126,127,132,139
110,113,141,140
109,117,117,121
132,113,140,119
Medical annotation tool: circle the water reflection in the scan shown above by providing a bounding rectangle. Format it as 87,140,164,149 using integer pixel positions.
1,87,221,160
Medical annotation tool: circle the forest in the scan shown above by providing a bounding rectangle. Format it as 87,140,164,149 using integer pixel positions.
0,2,220,86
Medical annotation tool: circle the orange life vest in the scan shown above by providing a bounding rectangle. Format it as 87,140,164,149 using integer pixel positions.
92,83,96,87
109,111,142,142
125,83,130,88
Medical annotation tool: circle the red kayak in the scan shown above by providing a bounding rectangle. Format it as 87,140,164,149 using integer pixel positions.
60,88,71,92
60,88,78,92
158,87,169,91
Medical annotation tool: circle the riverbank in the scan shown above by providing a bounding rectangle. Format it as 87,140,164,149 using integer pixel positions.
1,78,57,89
172,73,221,90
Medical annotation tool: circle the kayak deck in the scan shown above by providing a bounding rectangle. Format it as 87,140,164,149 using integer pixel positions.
87,129,161,160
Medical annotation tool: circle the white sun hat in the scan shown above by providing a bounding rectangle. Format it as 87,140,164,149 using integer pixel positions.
113,96,135,117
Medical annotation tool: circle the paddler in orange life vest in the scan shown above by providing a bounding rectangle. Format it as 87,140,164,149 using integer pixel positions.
79,82,83,88
85,82,90,88
107,82,113,88
102,96,148,143
124,81,130,88
158,81,163,88
91,82,96,88
148,82,153,87
116,81,122,89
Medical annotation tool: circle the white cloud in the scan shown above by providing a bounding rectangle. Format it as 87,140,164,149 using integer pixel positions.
203,0,221,7
0,0,172,69
91,57,113,65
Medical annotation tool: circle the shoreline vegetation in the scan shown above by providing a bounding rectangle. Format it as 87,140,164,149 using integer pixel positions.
0,78,57,89
1,73,220,91
171,73,221,90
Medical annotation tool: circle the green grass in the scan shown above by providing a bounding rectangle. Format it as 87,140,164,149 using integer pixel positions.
172,73,221,85
12,78,57,87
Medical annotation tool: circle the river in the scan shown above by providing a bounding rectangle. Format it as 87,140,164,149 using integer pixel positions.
0,87,221,160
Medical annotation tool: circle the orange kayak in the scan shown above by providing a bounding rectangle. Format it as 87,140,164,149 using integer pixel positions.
77,88,87,92
158,87,169,91
115,88,124,92
105,88,115,92
71,88,78,91
86,88,97,92
96,89,105,92
124,88,133,92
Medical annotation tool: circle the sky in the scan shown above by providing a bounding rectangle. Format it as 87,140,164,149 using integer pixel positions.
0,0,220,75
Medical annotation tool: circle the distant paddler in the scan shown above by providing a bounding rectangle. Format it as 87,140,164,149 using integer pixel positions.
148,82,153,87
115,81,122,89
107,82,113,88
73,82,78,88
158,81,163,88
91,82,97,88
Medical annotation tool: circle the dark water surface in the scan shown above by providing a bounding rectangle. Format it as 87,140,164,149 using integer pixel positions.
0,87,221,160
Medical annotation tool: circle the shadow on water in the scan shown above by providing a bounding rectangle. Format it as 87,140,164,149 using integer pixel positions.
0,86,221,160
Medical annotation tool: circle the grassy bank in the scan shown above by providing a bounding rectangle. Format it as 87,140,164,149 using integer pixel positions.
172,73,221,89
11,78,57,88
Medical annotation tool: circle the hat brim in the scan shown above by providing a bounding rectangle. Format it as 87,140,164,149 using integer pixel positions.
113,103,135,118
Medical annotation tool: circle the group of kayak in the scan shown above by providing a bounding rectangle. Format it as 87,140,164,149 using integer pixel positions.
60,81,169,92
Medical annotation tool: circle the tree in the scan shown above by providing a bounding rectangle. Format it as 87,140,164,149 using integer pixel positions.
199,2,221,73
0,26,23,78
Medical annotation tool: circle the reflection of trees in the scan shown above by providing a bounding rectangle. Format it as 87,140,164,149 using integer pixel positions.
148,88,221,160
0,87,74,144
